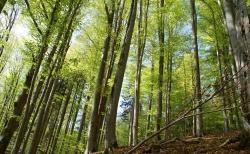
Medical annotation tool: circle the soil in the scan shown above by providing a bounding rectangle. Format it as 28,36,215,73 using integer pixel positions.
99,131,250,154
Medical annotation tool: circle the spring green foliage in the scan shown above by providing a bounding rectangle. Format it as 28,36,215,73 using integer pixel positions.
0,0,245,152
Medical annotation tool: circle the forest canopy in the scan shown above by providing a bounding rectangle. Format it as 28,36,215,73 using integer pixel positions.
0,0,250,153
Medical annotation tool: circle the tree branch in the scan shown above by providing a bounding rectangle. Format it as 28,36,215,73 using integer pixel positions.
24,0,43,35
125,63,248,154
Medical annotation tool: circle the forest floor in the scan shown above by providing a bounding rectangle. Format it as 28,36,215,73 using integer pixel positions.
102,131,250,154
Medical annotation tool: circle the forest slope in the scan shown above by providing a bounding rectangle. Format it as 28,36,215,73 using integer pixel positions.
98,131,250,154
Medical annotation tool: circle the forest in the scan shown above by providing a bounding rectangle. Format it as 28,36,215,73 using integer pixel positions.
0,0,250,153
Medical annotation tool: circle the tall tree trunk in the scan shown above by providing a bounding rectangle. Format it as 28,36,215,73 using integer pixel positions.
75,102,88,153
132,0,149,145
104,0,137,151
202,0,230,131
156,0,164,141
44,87,65,154
95,0,126,148
0,66,35,152
165,48,172,139
50,85,73,153
0,0,60,151
146,60,154,138
71,87,84,134
58,85,79,153
222,0,250,130
128,103,134,146
84,1,115,153
76,97,89,143
28,79,58,154
190,0,203,137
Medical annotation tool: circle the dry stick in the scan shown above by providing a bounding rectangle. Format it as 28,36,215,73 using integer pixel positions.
125,64,247,154
125,87,222,154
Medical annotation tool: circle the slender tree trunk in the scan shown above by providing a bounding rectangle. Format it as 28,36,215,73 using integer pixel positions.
50,85,73,153
71,87,84,134
218,49,230,132
84,1,115,152
128,103,134,146
58,86,79,153
156,0,164,141
132,0,148,145
191,62,196,136
76,98,89,142
75,101,88,153
133,0,143,145
28,79,58,154
165,49,172,139
45,87,65,154
95,0,126,148
203,0,230,131
146,60,154,138
0,66,35,152
190,0,203,137
0,67,21,126
104,0,137,151
0,0,60,151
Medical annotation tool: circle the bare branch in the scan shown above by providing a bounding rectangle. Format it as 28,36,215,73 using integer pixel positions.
125,62,248,154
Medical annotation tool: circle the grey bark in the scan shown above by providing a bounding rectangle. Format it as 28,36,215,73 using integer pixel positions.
85,1,115,153
104,0,138,151
190,0,203,137
156,0,164,141
133,0,149,145
222,0,250,130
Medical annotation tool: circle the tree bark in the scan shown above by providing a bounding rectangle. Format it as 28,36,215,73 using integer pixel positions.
76,97,89,142
50,85,73,153
71,87,84,134
146,59,154,138
156,0,164,141
85,1,115,153
132,0,149,145
222,0,250,130
104,0,137,151
28,79,58,154
95,0,126,149
202,0,230,132
190,0,203,137
0,67,34,152
0,0,60,152
165,46,173,138
44,87,65,154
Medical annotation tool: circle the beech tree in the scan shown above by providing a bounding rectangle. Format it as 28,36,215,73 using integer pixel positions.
0,0,249,153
